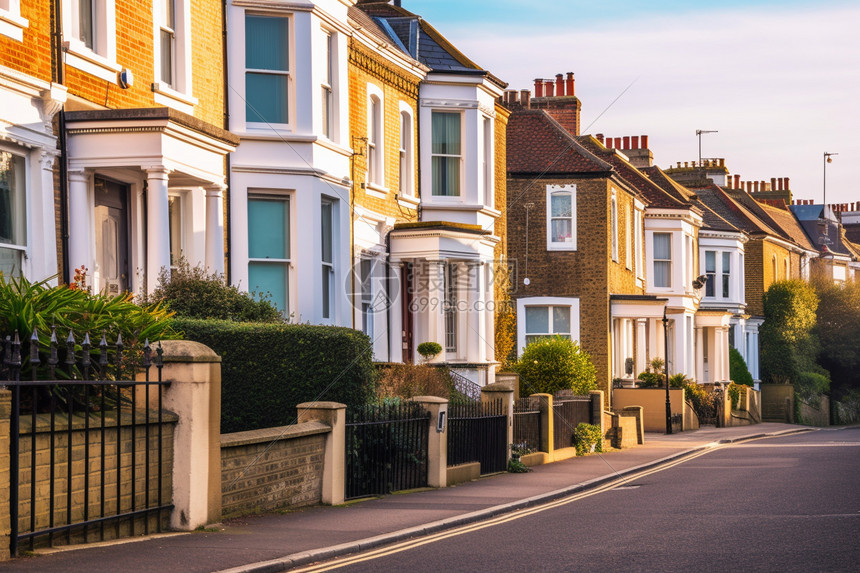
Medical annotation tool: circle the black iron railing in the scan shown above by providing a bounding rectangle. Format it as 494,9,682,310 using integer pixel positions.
345,402,430,499
513,397,542,453
448,370,482,403
0,329,172,556
447,399,507,474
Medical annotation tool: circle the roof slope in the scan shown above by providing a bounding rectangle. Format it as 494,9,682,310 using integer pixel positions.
506,110,611,175
691,184,782,238
756,201,817,251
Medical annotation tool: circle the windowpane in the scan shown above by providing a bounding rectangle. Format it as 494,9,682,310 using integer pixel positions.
653,233,671,260
168,196,182,267
246,16,288,71
654,262,670,288
160,29,174,85
722,252,731,298
551,219,572,243
248,198,288,259
246,73,288,124
653,233,671,288
432,157,460,196
525,307,549,334
321,201,333,264
79,0,94,48
431,112,461,196
705,251,715,297
552,306,570,334
551,193,571,218
249,262,288,313
322,266,332,318
431,112,460,155
0,151,26,247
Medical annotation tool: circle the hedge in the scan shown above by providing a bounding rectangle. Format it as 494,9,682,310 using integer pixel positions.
174,318,375,433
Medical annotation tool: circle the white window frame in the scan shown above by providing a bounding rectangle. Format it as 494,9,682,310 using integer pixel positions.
635,206,644,281
321,28,335,141
247,192,292,316
430,110,463,197
167,192,186,272
611,189,618,262
244,12,292,129
546,184,576,251
366,83,384,191
0,149,27,277
398,102,414,199
359,257,374,339
444,262,458,353
62,0,120,83
653,232,672,289
515,297,581,356
722,251,731,298
321,198,336,321
482,115,494,208
704,250,716,298
0,0,28,42
625,202,632,270
152,0,196,112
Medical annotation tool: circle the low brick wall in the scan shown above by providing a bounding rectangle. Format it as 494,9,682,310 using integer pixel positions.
612,388,688,432
220,422,330,518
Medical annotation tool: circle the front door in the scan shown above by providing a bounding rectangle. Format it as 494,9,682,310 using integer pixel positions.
94,177,130,295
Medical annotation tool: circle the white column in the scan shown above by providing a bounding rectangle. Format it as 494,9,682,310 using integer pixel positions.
388,262,403,363
722,327,731,382
146,167,172,295
204,184,225,274
67,169,91,277
426,261,447,362
36,152,59,282
466,262,486,363
695,326,704,383
635,319,647,375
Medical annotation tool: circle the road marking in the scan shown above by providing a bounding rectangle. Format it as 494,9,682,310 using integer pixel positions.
735,443,860,447
292,446,723,571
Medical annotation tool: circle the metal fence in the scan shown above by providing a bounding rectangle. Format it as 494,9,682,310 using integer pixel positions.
447,399,507,474
552,396,593,450
345,402,430,500
513,397,542,453
0,329,172,556
448,369,482,403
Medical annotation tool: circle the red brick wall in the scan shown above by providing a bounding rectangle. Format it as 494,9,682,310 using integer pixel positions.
0,1,52,82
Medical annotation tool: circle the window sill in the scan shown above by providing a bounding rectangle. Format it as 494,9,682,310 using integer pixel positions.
152,82,198,114
547,244,576,252
64,41,121,83
0,10,28,42
396,193,419,209
365,183,388,199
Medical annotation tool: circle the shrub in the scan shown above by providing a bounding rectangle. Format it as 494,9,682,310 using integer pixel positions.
636,371,660,388
669,373,691,388
147,260,283,323
685,383,716,422
794,370,830,403
761,280,820,383
375,363,452,401
175,318,375,433
729,347,754,387
416,342,442,360
512,336,596,396
573,423,603,456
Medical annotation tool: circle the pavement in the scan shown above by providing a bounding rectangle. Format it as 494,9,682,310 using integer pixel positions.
0,423,814,573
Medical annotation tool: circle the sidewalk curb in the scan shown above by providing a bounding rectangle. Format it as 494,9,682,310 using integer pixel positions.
215,427,815,573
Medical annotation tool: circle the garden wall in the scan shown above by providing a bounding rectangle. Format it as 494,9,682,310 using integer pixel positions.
220,423,329,517
611,388,688,432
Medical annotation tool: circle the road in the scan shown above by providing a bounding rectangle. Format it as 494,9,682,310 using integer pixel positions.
299,427,860,573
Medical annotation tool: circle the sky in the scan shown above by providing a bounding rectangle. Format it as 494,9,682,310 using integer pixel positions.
405,0,859,206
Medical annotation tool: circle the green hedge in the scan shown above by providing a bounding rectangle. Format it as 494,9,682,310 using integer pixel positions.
175,318,375,433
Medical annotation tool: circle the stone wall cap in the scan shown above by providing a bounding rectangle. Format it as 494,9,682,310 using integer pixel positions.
409,396,448,404
482,381,514,392
297,401,347,410
159,339,221,363
221,421,330,448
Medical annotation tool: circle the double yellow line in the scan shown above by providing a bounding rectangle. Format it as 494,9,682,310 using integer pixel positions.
293,444,725,571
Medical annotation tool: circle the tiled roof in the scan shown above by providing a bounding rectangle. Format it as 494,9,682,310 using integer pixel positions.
691,185,781,237
756,201,817,251
506,110,611,174
845,224,860,244
725,189,794,243
348,6,420,66
789,205,853,256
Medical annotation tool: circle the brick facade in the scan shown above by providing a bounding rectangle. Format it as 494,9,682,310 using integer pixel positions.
0,2,52,82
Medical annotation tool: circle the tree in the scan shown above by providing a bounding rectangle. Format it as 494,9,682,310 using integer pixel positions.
729,347,754,387
512,336,597,396
812,278,860,398
760,280,820,383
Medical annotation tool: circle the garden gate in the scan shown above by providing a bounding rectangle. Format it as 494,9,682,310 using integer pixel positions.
345,402,430,499
1,329,173,556
447,399,507,475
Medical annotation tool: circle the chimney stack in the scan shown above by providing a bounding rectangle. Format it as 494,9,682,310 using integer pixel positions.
622,136,630,149
555,74,564,97
534,79,543,98
565,72,575,97
544,81,554,97
596,133,604,144
734,174,741,189
520,89,530,108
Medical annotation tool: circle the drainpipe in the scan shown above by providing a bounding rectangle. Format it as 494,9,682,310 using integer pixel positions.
222,0,232,284
385,231,391,361
53,0,70,284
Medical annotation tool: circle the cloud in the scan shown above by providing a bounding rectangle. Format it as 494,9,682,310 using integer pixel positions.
446,4,860,204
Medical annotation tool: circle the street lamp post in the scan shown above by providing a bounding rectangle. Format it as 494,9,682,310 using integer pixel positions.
823,152,837,206
662,307,672,434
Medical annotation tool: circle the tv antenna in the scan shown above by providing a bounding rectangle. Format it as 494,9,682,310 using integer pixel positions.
696,129,718,165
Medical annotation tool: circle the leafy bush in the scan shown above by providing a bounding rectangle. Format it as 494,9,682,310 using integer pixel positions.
727,381,749,410
512,336,596,396
812,278,860,400
147,260,283,323
685,382,717,423
375,363,452,401
761,280,820,383
669,373,691,388
794,371,830,403
729,347,754,387
636,371,660,388
416,342,442,359
175,318,375,433
0,274,177,352
573,423,603,456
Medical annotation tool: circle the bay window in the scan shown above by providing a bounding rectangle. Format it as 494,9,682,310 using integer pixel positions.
245,14,289,125
653,233,672,288
0,151,25,277
431,112,461,196
248,195,290,314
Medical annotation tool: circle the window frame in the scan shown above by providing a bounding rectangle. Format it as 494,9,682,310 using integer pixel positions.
516,297,581,356
247,193,292,316
0,0,28,42
482,115,493,208
244,13,291,128
321,29,334,140
321,198,335,320
705,250,716,297
722,251,731,298
653,232,672,289
0,149,27,277
62,0,120,83
398,103,414,198
366,84,384,189
546,184,576,251
167,192,186,272
430,110,463,197
152,0,196,110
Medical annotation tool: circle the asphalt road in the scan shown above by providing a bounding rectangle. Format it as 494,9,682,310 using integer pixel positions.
303,427,860,573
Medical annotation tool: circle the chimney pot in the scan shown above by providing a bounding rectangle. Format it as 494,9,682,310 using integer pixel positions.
556,74,564,97
785,177,790,189
632,136,639,148
520,89,531,109
622,136,630,149
534,79,543,98
771,178,777,191
565,72,575,97
545,81,554,97
615,137,622,149
734,174,741,189
641,135,649,149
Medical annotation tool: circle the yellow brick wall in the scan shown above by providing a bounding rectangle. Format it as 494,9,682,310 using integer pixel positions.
190,0,225,126
348,39,420,223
